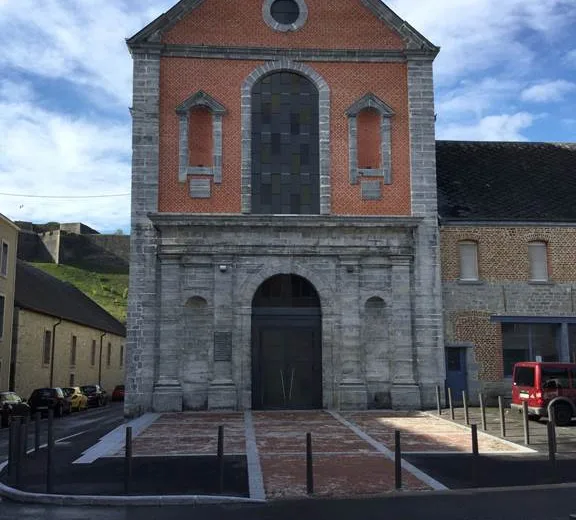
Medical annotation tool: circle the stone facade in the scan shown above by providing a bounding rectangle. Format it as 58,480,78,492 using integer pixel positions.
11,308,125,399
126,0,444,415
441,224,576,401
0,214,18,390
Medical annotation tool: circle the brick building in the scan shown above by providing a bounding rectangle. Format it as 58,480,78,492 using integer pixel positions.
126,0,445,414
438,141,576,402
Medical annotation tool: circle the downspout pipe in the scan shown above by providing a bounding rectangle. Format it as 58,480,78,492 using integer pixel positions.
98,332,106,386
49,318,62,387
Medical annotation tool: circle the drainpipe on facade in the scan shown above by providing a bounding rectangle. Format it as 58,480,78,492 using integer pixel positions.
49,318,62,387
98,332,106,386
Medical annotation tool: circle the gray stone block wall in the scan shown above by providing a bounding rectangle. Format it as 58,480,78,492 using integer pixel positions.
407,58,445,408
125,49,161,418
142,214,438,411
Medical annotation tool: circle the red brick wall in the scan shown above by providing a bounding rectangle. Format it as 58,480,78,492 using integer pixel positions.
158,58,411,216
162,0,405,50
357,108,381,170
189,107,213,168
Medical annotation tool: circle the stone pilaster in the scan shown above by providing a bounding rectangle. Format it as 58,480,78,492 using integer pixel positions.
208,257,237,409
390,258,421,409
152,256,183,412
338,257,367,409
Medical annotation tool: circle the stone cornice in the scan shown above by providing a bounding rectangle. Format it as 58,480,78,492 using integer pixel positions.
149,213,423,230
128,43,435,62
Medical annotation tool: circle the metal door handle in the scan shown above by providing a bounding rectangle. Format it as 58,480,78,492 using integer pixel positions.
288,368,295,401
280,369,287,403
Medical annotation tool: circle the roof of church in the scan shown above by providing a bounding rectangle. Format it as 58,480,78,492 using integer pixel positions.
437,140,576,223
14,260,126,337
127,0,438,53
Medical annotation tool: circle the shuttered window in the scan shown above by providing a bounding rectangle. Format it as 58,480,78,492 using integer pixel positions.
528,242,548,281
458,241,479,281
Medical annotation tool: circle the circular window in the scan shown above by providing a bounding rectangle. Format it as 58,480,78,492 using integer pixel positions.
263,0,308,32
271,0,299,24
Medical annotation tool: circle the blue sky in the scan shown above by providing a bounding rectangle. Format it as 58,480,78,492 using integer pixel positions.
0,0,575,233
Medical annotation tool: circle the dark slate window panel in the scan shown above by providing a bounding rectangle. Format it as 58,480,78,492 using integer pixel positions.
251,71,320,214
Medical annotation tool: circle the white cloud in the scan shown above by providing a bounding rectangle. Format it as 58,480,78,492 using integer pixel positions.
521,80,576,102
0,0,174,107
437,112,535,141
389,0,576,85
0,80,131,231
564,49,576,67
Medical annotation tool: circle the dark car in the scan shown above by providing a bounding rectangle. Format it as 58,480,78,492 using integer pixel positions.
111,385,125,402
0,392,30,427
80,384,108,407
28,387,71,418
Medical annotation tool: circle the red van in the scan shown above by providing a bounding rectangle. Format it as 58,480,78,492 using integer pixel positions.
511,362,576,426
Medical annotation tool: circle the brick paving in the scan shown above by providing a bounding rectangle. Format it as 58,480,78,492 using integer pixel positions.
117,409,531,499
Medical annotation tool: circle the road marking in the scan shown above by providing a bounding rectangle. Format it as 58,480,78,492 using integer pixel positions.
244,411,266,501
73,413,160,464
328,411,449,491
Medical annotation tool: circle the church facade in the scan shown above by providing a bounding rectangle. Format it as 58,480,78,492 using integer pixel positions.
125,0,445,415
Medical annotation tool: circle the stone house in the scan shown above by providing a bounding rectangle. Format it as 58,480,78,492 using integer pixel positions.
11,261,126,398
0,213,18,390
126,0,445,414
438,141,576,402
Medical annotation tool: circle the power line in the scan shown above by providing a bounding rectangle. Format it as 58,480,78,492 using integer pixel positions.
0,192,130,199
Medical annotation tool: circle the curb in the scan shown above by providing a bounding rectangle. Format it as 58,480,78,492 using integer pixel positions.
0,460,264,506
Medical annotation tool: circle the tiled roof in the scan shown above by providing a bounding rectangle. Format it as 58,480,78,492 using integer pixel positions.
14,261,126,337
436,141,576,222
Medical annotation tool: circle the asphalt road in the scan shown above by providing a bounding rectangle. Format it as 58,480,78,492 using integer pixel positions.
0,402,124,463
2,485,576,520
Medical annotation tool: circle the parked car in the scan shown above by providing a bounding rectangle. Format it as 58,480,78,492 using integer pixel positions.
28,387,72,418
80,384,108,407
0,392,30,427
111,385,125,402
62,387,88,412
511,361,576,426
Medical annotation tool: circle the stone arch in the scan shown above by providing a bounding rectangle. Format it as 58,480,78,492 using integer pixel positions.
241,59,331,215
238,264,335,315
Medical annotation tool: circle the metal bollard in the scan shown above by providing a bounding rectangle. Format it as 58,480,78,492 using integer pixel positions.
479,393,487,431
498,396,506,437
395,430,402,490
13,417,22,488
522,400,530,445
448,388,454,420
46,409,54,494
471,424,479,456
34,412,41,453
7,420,16,484
124,426,133,494
462,391,470,426
22,415,29,455
217,425,224,494
436,385,442,415
547,422,557,469
306,432,314,495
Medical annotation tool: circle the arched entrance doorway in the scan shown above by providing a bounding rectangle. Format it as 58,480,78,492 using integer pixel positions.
251,274,322,409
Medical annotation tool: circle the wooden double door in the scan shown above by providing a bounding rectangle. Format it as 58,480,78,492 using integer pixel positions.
252,311,322,410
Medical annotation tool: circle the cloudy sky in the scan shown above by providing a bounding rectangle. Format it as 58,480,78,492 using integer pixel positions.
0,0,575,232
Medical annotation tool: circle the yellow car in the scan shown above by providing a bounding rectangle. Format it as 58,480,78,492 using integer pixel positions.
62,387,88,412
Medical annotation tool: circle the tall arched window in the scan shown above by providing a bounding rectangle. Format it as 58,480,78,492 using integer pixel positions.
251,71,320,214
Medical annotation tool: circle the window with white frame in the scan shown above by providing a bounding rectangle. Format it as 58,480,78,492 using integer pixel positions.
458,241,479,281
1,241,8,277
528,241,548,281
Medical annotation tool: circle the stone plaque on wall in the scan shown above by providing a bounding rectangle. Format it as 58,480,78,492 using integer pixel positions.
214,332,232,362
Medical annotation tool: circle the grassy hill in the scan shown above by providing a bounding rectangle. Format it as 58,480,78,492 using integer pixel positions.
31,263,129,324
